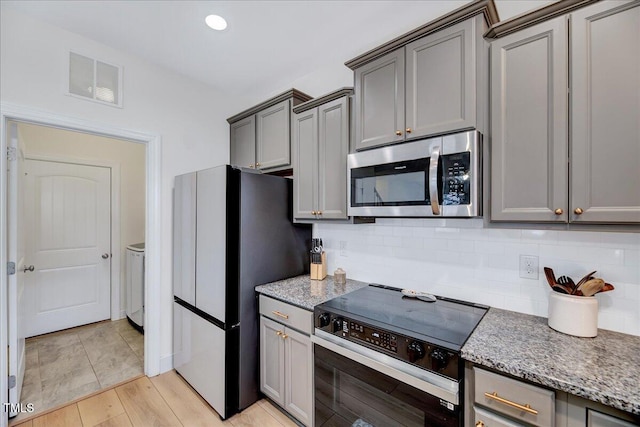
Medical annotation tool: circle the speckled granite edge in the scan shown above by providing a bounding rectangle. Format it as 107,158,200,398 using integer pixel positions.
462,308,640,415
255,275,369,311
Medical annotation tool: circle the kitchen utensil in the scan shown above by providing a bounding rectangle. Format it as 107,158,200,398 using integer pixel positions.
580,278,605,297
557,276,576,293
543,267,557,289
575,270,597,290
597,283,615,293
552,284,570,294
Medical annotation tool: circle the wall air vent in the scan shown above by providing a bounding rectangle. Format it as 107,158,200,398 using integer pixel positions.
68,51,123,107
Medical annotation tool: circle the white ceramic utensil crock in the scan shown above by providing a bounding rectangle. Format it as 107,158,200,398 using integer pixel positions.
548,291,598,337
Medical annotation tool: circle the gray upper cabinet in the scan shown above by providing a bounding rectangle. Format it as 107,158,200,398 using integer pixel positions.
489,0,639,224
230,115,255,170
490,17,568,222
256,99,291,170
293,89,351,221
405,18,476,139
570,1,640,224
354,49,405,151
347,1,498,152
228,89,313,173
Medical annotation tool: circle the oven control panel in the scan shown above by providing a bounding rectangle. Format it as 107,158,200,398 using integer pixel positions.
314,311,461,381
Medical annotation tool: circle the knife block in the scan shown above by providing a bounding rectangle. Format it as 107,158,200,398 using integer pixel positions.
310,252,327,280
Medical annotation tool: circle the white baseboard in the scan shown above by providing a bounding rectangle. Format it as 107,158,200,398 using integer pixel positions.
159,354,173,374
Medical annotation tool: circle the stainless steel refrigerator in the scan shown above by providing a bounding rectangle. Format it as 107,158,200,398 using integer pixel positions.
172,165,310,419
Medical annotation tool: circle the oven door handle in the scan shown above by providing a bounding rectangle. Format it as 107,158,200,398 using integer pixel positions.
311,329,459,405
429,145,441,215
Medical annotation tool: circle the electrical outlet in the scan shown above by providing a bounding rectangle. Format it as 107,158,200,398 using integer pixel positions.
339,241,347,257
519,255,539,279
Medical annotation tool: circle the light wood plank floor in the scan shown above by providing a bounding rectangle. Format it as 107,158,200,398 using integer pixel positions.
12,371,298,427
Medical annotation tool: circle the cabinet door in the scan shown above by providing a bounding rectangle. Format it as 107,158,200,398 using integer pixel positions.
354,48,405,150
318,97,349,219
260,316,285,406
257,99,291,170
293,108,318,220
490,17,568,222
284,327,313,427
406,18,475,139
230,115,256,169
570,1,640,223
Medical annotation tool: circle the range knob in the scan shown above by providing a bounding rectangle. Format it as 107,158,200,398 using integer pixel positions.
318,313,330,328
332,317,344,333
407,341,425,362
430,348,450,371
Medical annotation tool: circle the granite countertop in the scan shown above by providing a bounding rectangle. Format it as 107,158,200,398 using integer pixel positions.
462,308,640,415
255,274,369,311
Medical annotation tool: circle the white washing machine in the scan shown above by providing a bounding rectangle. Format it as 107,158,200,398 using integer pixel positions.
126,242,145,332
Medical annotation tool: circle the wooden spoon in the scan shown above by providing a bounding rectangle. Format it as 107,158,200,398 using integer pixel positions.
596,283,615,294
544,267,558,289
574,270,597,291
580,278,605,297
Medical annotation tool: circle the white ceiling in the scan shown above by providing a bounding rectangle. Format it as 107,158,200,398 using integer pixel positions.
1,1,554,99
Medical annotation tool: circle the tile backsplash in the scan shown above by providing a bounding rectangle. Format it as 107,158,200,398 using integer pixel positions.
315,219,640,336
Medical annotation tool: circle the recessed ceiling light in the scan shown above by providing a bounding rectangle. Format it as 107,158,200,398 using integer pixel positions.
205,14,227,31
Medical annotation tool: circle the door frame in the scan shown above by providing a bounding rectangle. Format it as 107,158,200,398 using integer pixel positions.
26,154,122,321
1,102,162,427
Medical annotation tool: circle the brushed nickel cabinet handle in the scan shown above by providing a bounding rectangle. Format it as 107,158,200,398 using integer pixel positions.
484,392,538,415
554,208,563,215
272,310,289,320
574,207,583,215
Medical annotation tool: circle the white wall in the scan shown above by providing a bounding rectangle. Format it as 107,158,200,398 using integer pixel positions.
316,220,640,336
17,122,146,317
0,7,253,369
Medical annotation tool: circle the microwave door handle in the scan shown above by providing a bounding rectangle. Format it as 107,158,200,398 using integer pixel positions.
429,146,441,215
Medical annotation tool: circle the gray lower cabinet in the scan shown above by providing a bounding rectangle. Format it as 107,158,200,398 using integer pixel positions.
490,1,640,224
228,89,313,173
565,394,640,427
293,90,351,220
259,296,313,426
352,16,483,151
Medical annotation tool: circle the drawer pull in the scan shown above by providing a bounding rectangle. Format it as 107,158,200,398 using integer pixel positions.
272,310,289,320
476,422,485,427
276,330,282,336
484,392,538,415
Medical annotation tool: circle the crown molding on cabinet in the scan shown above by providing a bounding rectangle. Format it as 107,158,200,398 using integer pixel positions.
227,88,313,124
345,0,499,70
292,87,354,114
484,0,600,38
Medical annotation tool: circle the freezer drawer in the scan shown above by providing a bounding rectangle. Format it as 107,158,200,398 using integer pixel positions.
173,302,227,418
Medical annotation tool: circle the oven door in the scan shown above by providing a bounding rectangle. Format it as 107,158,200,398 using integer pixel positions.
312,331,462,427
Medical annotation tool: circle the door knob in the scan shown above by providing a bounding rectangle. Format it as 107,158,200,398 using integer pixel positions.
23,265,34,273
102,253,110,259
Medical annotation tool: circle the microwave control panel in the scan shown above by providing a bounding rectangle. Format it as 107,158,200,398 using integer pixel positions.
442,152,471,206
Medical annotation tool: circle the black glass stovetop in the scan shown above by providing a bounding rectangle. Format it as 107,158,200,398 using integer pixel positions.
318,284,488,351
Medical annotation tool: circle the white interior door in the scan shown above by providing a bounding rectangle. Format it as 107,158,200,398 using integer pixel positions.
7,122,26,417
24,159,111,337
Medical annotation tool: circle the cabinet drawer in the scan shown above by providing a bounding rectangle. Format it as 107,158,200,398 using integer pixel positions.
474,406,525,427
474,368,555,427
259,295,313,335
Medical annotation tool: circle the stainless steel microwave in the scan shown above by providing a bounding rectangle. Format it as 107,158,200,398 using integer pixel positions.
347,131,482,217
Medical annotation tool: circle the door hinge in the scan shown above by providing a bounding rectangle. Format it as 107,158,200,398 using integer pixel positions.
8,375,16,389
7,262,16,275
6,146,17,162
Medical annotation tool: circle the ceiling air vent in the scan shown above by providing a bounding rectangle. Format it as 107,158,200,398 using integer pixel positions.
68,51,123,107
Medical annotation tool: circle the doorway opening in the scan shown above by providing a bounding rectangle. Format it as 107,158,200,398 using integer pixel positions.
1,104,162,427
